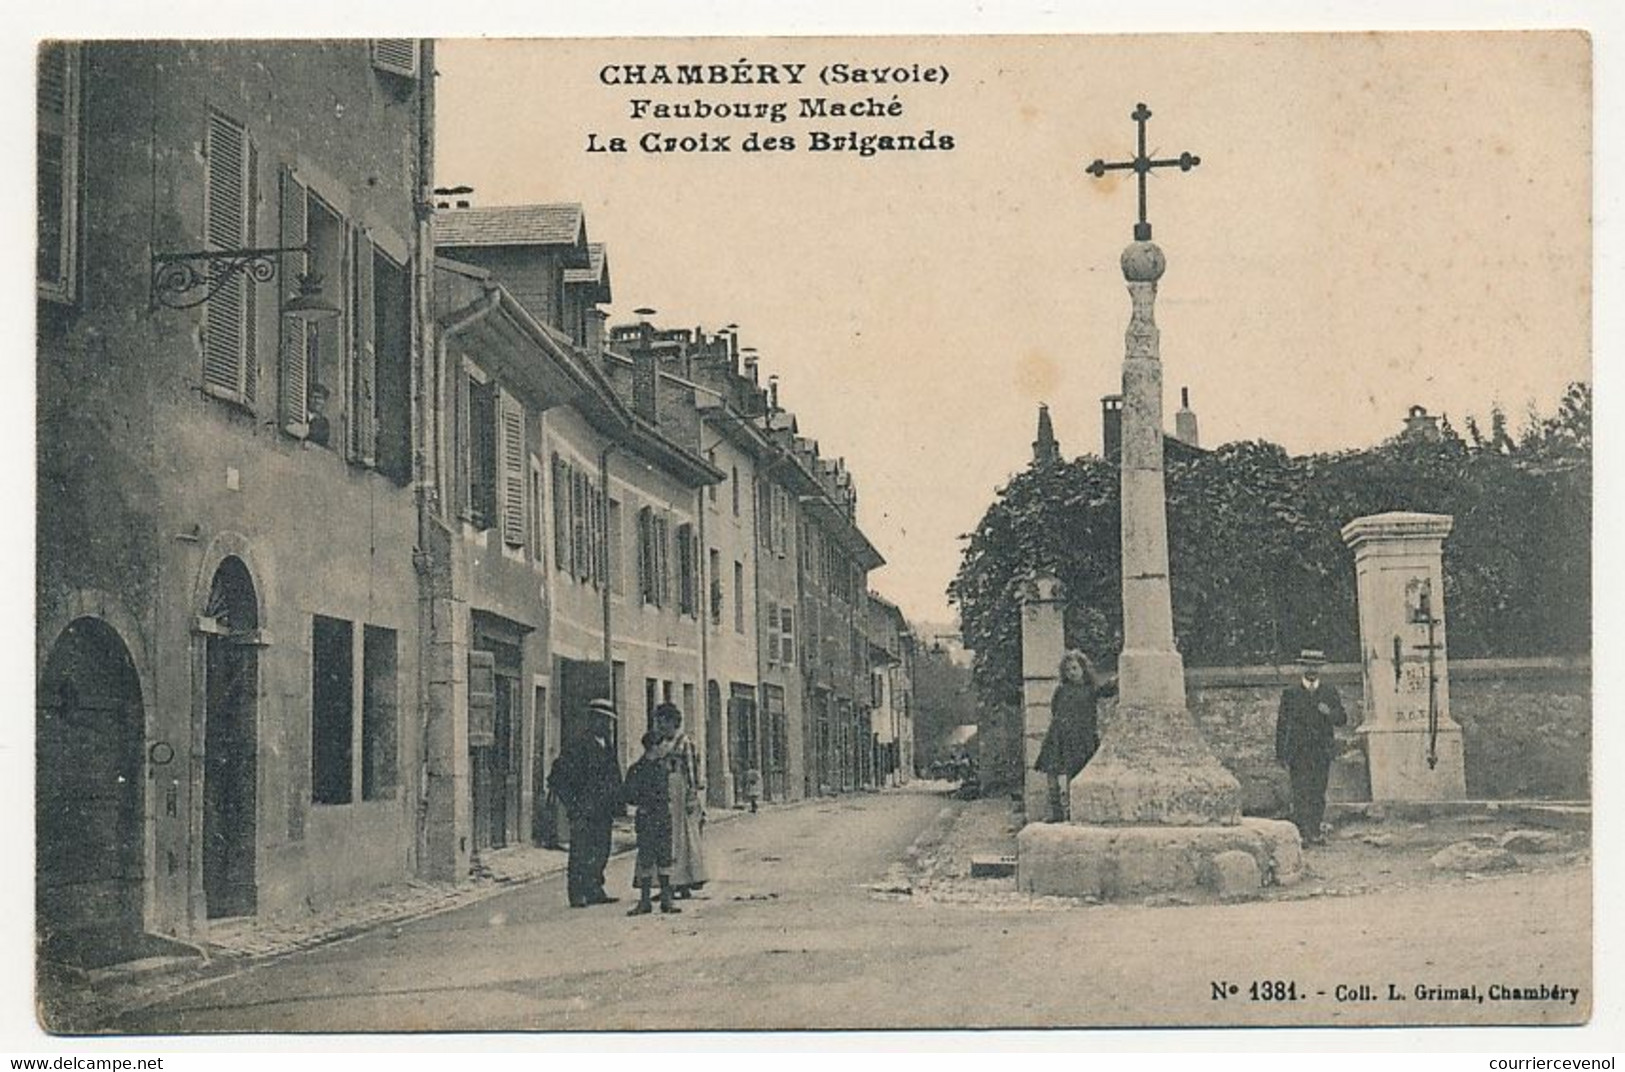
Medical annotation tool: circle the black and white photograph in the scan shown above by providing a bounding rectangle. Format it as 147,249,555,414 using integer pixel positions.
14,14,1611,1050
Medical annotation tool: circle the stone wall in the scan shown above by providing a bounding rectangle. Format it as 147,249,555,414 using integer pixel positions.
1092,658,1590,815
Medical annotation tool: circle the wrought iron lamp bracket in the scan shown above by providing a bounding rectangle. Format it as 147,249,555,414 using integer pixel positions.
150,245,310,311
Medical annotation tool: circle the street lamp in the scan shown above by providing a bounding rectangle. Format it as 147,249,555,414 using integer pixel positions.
150,245,341,320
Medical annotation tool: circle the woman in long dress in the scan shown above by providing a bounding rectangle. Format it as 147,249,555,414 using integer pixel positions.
654,702,709,897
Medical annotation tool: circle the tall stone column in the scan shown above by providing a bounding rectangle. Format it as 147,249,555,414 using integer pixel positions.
1017,240,1301,900
1070,241,1241,827
1341,512,1466,801
1019,574,1066,822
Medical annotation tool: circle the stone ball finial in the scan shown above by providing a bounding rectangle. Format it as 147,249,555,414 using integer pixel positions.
1121,241,1166,282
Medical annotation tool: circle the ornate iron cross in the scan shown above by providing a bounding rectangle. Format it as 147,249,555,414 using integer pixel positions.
1086,103,1200,241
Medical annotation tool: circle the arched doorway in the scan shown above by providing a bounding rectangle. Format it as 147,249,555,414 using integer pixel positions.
37,617,145,961
202,557,259,919
705,680,727,809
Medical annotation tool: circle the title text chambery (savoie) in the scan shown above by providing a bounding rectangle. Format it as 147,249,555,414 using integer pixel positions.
587,58,957,158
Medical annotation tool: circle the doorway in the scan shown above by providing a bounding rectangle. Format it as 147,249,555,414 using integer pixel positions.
202,557,259,920
729,684,759,804
705,680,726,808
37,617,146,960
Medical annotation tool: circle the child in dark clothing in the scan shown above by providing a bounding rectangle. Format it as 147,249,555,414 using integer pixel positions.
624,731,680,915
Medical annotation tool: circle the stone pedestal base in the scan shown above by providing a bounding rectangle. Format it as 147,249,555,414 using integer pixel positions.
1364,723,1467,802
1071,704,1243,825
1016,818,1304,900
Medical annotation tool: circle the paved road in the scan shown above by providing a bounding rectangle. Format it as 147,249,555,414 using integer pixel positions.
117,785,1590,1033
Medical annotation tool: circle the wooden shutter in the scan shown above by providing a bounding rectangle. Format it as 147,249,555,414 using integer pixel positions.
203,111,250,402
278,168,310,436
350,231,378,465
782,606,795,665
637,507,652,603
371,39,419,78
468,651,496,748
456,370,473,520
37,43,79,302
552,454,569,572
766,600,779,666
498,389,525,547
657,516,672,607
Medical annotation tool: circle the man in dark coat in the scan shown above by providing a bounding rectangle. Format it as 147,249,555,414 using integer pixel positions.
548,697,623,907
1275,650,1348,845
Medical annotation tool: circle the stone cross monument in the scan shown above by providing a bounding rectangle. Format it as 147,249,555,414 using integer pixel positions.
1341,511,1467,800
1018,104,1301,900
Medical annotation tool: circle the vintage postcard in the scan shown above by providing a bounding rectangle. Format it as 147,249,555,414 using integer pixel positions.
26,29,1593,1038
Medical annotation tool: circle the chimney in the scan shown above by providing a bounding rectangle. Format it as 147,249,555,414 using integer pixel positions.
1101,394,1124,459
432,184,475,210
1403,404,1441,441
583,308,607,360
1174,386,1200,448
768,374,780,412
742,349,759,384
1032,403,1060,466
631,310,659,423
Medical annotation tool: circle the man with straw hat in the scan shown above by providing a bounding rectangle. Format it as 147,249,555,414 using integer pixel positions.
1274,649,1348,845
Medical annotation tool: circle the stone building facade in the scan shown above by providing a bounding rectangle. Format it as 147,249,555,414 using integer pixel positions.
37,40,436,951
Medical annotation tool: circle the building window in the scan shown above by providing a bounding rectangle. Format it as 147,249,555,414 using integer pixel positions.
277,171,410,468
372,250,413,484
708,548,723,625
734,561,746,633
530,457,546,565
780,606,795,666
638,507,671,606
608,498,624,594
202,110,257,406
552,454,570,574
362,626,399,800
312,616,354,805
37,42,80,304
677,523,698,617
466,373,497,527
302,193,347,441
731,466,741,516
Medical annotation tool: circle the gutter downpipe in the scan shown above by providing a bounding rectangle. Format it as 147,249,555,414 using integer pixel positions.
419,283,500,879
599,442,619,721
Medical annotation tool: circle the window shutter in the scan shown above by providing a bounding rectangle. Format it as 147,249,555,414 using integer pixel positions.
637,507,653,603
498,389,525,547
591,485,606,588
783,606,796,666
278,167,310,436
578,471,591,581
350,231,378,465
552,454,569,572
468,651,496,748
37,43,79,302
203,112,251,403
530,458,545,564
767,600,780,666
371,39,419,78
457,372,473,520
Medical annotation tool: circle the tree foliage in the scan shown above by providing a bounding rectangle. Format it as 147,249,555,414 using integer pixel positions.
949,384,1591,709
